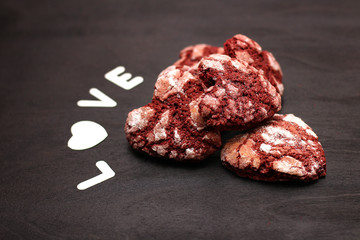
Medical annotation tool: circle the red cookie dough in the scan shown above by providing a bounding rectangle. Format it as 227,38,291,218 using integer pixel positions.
221,114,326,182
224,34,284,95
196,54,282,131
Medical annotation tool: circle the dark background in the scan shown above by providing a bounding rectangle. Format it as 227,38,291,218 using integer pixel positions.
1,0,359,239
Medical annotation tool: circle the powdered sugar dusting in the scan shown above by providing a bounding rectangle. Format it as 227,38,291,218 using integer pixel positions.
258,107,268,118
306,129,318,138
226,99,238,120
283,114,309,129
174,128,181,144
310,161,320,175
263,51,281,72
214,88,226,97
231,58,248,71
272,156,306,177
209,53,231,62
151,144,168,156
260,143,272,153
185,148,197,159
127,106,155,133
234,34,262,52
243,101,255,123
261,126,295,145
154,66,182,100
238,139,260,169
277,82,284,95
202,95,220,110
189,97,206,130
153,110,170,141
235,51,254,63
226,84,239,98
169,150,178,159
192,44,207,58
202,59,224,71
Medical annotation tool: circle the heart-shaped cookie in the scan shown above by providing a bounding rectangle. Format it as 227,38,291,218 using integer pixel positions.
68,121,108,150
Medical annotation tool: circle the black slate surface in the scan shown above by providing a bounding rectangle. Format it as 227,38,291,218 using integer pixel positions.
1,0,359,239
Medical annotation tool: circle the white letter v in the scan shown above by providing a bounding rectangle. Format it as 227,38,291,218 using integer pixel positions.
77,88,117,107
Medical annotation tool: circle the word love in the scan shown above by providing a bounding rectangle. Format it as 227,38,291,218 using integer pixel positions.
68,66,143,190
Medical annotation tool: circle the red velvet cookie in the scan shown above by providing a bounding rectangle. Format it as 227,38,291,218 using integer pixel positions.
125,34,284,161
221,114,326,182
224,34,284,95
196,54,282,130
125,66,222,161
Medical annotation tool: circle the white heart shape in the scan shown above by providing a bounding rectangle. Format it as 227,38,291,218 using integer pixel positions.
68,121,108,150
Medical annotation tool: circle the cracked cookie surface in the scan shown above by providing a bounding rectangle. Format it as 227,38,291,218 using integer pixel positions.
221,114,326,182
125,54,222,161
224,34,284,95
196,54,282,131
